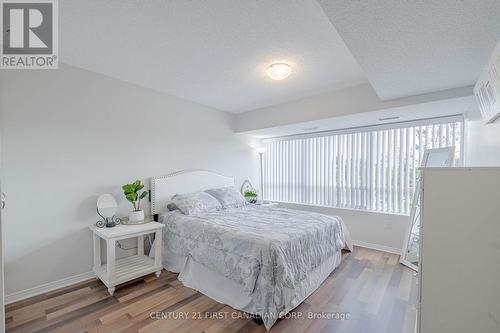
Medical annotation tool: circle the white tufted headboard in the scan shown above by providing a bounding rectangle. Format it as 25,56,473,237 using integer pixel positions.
150,169,235,217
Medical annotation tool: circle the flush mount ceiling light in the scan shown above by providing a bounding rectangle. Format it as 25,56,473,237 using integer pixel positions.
267,63,292,80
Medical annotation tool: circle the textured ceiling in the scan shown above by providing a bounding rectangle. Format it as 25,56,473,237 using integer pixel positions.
59,0,366,113
318,0,500,100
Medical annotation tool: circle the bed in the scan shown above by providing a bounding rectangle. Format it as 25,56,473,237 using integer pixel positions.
150,170,352,330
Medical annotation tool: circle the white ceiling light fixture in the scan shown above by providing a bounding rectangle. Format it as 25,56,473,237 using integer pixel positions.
267,63,292,80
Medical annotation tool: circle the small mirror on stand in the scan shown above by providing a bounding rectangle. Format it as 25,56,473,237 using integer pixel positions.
96,194,121,228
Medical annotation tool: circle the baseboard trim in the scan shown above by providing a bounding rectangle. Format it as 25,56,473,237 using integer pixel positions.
5,271,95,304
352,240,401,255
5,242,400,304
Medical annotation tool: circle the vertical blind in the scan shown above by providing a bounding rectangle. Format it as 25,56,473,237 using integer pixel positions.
262,116,463,215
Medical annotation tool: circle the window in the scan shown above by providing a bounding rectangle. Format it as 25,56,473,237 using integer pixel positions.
262,116,463,215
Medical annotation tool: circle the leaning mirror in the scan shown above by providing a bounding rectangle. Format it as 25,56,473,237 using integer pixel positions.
400,147,455,271
96,194,120,228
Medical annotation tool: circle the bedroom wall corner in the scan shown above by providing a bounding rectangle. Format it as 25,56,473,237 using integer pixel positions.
465,104,500,166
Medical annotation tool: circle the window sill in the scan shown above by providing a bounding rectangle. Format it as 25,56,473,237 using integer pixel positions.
270,200,410,217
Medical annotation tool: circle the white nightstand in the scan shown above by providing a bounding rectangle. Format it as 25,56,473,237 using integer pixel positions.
89,221,164,295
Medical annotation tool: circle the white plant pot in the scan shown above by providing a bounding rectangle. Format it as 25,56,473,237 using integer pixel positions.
129,210,144,222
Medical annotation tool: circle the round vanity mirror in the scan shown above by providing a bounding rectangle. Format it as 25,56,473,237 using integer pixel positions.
97,194,118,218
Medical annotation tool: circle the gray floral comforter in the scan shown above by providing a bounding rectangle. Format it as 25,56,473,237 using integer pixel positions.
160,206,350,329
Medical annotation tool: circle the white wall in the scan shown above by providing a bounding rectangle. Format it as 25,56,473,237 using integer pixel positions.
465,105,500,166
278,203,407,253
0,64,259,295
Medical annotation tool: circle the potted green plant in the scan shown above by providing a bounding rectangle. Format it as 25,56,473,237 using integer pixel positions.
122,180,148,222
244,189,258,204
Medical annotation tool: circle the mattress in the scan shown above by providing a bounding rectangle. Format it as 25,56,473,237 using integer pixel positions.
156,205,352,329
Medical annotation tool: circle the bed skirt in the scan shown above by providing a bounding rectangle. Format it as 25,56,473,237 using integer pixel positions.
162,249,344,326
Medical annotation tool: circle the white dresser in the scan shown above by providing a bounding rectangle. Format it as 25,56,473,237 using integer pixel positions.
418,167,500,333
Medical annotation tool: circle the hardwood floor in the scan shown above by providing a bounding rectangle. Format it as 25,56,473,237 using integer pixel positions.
5,247,417,333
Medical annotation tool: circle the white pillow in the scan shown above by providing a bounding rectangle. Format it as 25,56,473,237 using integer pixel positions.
205,187,248,209
171,191,221,215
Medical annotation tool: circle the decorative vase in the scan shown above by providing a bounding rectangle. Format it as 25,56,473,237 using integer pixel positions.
245,196,257,204
129,210,144,222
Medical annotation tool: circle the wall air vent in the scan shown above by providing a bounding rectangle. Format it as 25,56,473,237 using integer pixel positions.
474,40,500,124
378,116,400,121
